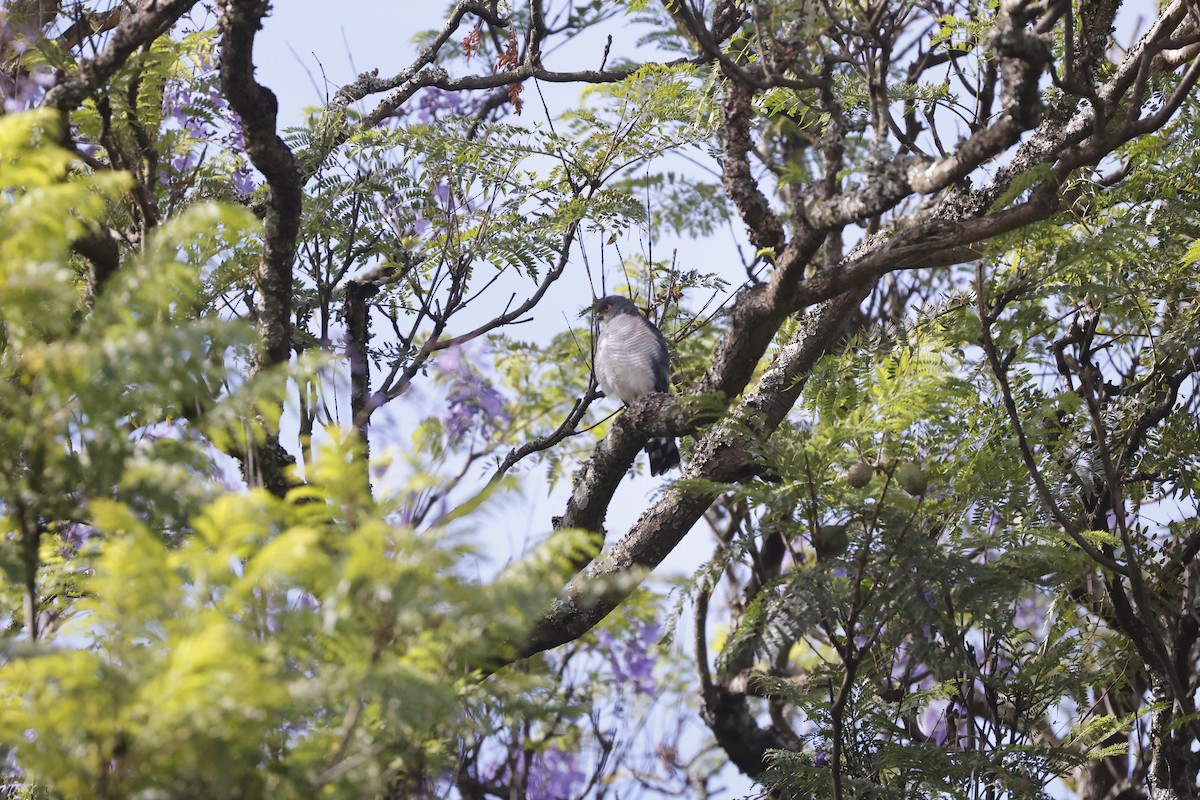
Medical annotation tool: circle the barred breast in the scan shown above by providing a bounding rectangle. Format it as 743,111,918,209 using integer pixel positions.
595,314,668,405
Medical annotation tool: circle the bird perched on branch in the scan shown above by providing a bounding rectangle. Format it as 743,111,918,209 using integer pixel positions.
592,295,681,476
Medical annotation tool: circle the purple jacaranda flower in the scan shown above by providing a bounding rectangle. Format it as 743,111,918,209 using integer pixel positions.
163,87,210,139
370,458,390,481
1,739,23,785
264,589,287,633
436,343,510,444
478,756,507,784
158,73,253,196
528,748,586,800
475,381,507,420
595,620,659,695
184,116,209,138
442,380,507,442
629,621,662,692
231,166,257,195
290,589,317,611
1,67,54,113
443,401,472,442
162,81,192,111
610,643,655,693
434,343,467,374
223,109,245,152
813,751,830,767
161,150,201,185
392,504,419,527
921,700,950,745
59,523,96,556
398,86,467,125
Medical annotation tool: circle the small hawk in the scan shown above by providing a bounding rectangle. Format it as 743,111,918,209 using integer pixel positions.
592,295,681,476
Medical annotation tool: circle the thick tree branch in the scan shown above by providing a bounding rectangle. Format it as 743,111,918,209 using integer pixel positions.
41,0,198,112
718,79,786,254
218,0,303,495
309,4,695,173
218,0,301,371
518,0,1200,673
523,288,869,657
345,280,377,453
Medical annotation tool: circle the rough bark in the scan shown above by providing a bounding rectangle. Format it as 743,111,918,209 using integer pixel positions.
41,0,199,113
522,0,1200,668
217,0,303,496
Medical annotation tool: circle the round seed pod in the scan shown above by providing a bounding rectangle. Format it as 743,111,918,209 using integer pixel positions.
845,461,874,488
815,524,850,559
895,462,928,496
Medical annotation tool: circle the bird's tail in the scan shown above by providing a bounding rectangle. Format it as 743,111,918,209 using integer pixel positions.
646,437,681,476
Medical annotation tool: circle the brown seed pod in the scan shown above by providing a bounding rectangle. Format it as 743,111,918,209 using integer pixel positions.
845,461,874,488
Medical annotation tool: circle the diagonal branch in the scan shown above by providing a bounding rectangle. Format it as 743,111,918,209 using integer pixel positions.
492,386,604,480
522,287,870,657
41,0,199,112
355,215,583,430
974,262,1128,575
518,1,1200,668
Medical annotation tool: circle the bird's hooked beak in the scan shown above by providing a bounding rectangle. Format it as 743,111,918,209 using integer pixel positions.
584,297,612,321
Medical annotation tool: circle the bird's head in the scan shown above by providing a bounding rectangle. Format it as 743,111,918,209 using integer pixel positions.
591,295,638,323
